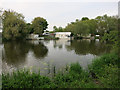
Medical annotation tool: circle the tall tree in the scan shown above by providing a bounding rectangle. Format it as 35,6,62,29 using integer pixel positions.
25,23,33,34
95,16,108,36
87,19,97,35
2,10,26,40
32,17,48,35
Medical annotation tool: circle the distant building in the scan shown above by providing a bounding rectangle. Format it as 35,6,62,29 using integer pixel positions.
27,34,44,40
55,32,71,39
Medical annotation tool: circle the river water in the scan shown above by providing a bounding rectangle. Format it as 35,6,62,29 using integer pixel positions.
2,39,110,75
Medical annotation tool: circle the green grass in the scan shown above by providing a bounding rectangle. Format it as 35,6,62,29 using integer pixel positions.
44,36,59,40
2,53,119,88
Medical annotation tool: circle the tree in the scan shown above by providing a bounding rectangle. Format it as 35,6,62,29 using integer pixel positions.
2,10,26,40
53,26,64,32
81,17,89,21
74,21,89,36
87,19,97,35
95,16,108,36
32,17,48,35
25,23,33,34
53,26,57,31
64,19,89,36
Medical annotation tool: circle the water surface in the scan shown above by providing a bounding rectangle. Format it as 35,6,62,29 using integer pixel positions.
2,39,110,75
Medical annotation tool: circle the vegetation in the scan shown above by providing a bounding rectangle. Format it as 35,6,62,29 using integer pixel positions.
88,53,119,88
2,53,119,88
31,17,48,35
1,9,119,88
25,23,33,34
53,26,64,32
2,10,48,41
44,35,59,40
2,10,27,40
1,9,118,42
52,15,118,40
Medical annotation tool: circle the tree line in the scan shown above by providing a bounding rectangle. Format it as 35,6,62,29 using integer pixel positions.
1,10,48,41
53,15,119,53
1,9,119,45
53,15,118,40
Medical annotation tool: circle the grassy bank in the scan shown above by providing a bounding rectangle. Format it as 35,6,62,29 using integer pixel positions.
2,53,119,88
44,36,59,40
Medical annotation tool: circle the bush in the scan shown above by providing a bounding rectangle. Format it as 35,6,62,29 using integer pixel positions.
2,70,51,88
89,53,119,88
89,53,119,76
97,64,119,88
69,62,82,74
2,53,119,88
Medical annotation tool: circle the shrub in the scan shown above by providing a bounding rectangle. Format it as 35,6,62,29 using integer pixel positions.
97,64,119,88
2,70,51,88
69,62,82,74
89,53,119,76
2,53,119,88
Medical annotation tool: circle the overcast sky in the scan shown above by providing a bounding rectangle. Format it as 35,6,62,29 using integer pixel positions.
0,0,119,31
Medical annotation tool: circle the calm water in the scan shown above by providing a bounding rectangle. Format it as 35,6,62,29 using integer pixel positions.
2,39,110,75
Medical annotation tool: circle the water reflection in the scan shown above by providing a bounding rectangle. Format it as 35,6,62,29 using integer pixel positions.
2,39,111,74
30,41,48,59
53,40,70,49
3,41,48,66
65,40,111,55
3,41,29,66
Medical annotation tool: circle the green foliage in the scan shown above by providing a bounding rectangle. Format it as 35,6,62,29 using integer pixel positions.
69,62,82,74
95,15,118,36
64,20,89,36
89,53,119,88
25,23,33,34
64,14,118,39
81,17,89,21
53,63,96,88
44,35,59,40
101,30,120,53
2,10,49,40
89,53,119,75
53,26,64,32
32,17,48,35
97,64,119,88
2,53,119,88
87,19,97,34
2,10,27,40
2,70,51,88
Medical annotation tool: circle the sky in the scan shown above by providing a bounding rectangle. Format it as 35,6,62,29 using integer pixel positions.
0,0,119,31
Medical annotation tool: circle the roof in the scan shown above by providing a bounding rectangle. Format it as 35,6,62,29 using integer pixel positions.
55,32,71,34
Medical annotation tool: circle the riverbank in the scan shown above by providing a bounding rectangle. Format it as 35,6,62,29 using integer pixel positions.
2,53,119,88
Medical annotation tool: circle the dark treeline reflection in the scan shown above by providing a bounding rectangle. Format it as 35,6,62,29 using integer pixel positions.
65,40,111,56
3,41,48,66
53,41,63,49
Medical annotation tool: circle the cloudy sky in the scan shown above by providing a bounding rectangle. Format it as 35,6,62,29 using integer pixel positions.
0,0,119,31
